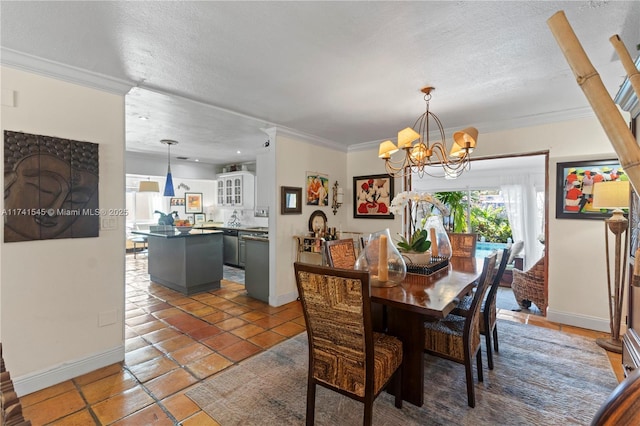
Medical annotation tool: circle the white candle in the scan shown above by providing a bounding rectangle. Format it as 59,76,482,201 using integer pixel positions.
430,228,439,257
378,235,388,282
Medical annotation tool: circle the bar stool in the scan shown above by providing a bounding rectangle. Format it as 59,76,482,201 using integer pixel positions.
130,236,148,259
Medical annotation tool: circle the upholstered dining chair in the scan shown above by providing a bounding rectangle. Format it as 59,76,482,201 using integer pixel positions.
293,262,403,425
423,252,497,408
448,232,478,257
324,238,357,269
451,248,511,370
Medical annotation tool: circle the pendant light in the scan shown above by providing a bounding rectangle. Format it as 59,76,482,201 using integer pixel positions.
161,139,178,196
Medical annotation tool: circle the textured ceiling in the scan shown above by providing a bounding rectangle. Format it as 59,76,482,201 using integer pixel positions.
1,1,639,166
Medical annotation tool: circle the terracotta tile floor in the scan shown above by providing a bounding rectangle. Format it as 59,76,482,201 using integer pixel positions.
19,255,624,425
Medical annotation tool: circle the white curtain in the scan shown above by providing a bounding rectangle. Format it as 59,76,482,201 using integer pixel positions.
500,174,543,269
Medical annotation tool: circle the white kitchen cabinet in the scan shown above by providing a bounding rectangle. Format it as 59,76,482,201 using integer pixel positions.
217,171,254,208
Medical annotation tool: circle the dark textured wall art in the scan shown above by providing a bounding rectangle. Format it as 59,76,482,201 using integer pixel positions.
4,130,99,242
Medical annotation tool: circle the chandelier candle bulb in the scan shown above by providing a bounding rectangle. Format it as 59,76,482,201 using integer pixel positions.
430,228,439,257
378,234,389,282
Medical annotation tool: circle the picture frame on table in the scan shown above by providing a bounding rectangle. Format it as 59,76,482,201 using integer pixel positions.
281,186,302,214
555,159,627,220
353,174,394,219
185,192,203,213
194,213,206,223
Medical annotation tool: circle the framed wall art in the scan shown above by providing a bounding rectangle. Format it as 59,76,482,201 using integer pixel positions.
185,192,203,213
194,213,206,223
353,174,394,219
4,130,99,242
305,172,329,206
556,159,627,220
281,186,302,214
170,197,185,207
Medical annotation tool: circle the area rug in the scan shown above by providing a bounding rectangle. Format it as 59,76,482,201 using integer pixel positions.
187,320,617,425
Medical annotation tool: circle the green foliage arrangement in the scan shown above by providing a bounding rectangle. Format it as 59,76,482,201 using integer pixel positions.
396,229,431,253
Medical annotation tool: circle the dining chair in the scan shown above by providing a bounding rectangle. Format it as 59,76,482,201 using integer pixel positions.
448,232,478,257
293,262,403,425
324,238,357,269
423,252,497,408
451,248,511,370
590,368,640,425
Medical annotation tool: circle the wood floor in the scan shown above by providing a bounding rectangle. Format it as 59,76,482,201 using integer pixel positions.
17,255,623,425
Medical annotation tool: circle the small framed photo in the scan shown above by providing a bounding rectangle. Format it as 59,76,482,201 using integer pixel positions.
281,186,302,214
185,192,203,213
170,197,185,207
556,159,627,220
194,213,206,223
353,174,394,219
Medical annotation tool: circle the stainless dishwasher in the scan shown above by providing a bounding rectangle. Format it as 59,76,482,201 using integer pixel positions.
222,229,239,266
245,235,269,302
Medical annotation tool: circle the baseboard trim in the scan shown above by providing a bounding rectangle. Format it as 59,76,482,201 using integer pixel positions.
13,345,124,397
547,308,610,332
272,290,298,307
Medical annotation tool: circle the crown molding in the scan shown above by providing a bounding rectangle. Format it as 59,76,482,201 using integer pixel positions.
614,55,640,119
1,48,134,95
275,126,346,152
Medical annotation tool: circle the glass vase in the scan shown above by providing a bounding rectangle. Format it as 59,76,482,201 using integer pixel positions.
355,228,406,287
423,215,452,259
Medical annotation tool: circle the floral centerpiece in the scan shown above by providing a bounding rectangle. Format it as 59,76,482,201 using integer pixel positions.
389,191,450,264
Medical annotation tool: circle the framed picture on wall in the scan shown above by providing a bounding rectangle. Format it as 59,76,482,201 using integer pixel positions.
352,174,394,219
555,159,627,220
305,172,329,206
281,186,302,214
194,213,206,223
185,192,203,213
170,197,185,207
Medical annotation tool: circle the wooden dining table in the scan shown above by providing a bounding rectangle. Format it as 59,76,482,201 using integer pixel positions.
370,256,482,407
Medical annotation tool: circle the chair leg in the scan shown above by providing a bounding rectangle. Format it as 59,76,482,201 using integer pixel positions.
464,360,476,408
363,399,373,426
493,326,499,352
485,331,494,370
393,366,402,409
476,350,484,383
306,379,316,426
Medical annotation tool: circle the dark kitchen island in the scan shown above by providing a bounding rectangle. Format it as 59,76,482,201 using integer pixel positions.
132,228,223,295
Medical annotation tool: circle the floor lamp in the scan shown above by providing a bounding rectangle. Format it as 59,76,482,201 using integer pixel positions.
592,180,630,353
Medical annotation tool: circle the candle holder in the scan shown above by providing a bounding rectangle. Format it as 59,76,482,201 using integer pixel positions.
355,228,406,287
423,215,452,259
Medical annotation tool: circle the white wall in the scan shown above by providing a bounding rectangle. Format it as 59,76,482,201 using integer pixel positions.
273,130,347,306
347,116,619,331
1,66,126,395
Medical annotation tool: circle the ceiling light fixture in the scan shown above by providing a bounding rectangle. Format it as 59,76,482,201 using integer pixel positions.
138,178,159,192
378,87,478,179
161,139,178,196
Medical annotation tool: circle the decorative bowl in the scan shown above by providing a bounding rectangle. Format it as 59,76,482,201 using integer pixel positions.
175,226,193,234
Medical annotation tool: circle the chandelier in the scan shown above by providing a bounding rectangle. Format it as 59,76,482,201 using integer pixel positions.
378,87,478,179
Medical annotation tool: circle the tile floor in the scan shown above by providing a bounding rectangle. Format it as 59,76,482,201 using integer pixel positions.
19,255,623,425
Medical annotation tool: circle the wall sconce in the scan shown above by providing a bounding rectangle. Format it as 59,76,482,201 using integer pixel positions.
331,181,344,215
177,183,191,191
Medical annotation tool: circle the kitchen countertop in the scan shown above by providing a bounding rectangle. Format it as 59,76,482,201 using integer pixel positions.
243,234,269,242
132,229,222,238
192,223,269,233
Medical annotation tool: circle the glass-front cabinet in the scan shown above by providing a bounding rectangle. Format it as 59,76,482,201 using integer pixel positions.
217,172,254,208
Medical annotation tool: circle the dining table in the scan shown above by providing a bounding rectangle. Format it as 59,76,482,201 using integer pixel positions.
370,256,482,407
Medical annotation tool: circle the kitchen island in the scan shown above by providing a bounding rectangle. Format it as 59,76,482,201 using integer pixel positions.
132,229,223,295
